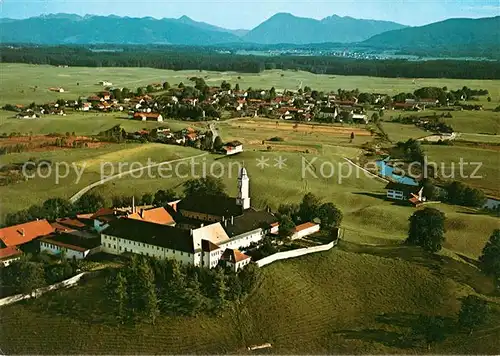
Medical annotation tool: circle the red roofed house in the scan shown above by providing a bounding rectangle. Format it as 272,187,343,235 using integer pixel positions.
0,220,55,247
222,140,243,155
221,248,251,271
0,246,23,267
292,222,320,240
133,112,163,122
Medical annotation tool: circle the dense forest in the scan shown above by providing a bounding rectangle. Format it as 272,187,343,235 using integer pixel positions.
1,45,499,79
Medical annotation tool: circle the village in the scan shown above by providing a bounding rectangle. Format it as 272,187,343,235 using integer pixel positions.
3,77,486,128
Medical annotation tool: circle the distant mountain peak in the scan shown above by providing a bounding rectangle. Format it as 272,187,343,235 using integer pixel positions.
244,12,407,44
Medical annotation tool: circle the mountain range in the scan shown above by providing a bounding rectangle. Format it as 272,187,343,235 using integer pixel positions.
244,13,406,44
0,13,498,55
0,13,405,45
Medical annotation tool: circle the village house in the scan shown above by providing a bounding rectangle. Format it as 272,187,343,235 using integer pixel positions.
220,249,251,271
0,246,23,267
316,107,338,121
222,140,243,155
49,87,65,93
385,182,425,206
16,112,39,119
133,112,163,122
352,113,369,124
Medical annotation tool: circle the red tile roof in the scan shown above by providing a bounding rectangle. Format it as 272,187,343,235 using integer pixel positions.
222,248,250,263
0,246,23,261
202,239,220,252
0,220,54,247
127,207,175,225
294,222,319,232
134,112,161,119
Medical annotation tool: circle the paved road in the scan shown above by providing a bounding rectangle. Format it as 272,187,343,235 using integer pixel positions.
69,152,208,203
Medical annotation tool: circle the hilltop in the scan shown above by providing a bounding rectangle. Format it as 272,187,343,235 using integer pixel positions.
363,16,500,58
243,12,406,44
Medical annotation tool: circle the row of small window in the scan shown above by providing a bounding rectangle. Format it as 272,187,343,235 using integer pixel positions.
106,242,191,257
122,247,194,264
41,242,65,251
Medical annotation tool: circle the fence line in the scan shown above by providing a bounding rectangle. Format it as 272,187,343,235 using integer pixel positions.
0,272,86,307
256,240,337,268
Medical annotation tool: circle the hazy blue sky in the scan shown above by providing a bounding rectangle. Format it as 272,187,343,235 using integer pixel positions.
1,0,498,29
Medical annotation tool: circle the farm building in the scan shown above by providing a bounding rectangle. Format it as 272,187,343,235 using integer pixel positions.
0,246,23,267
133,112,163,122
385,182,424,205
221,248,251,271
48,87,65,93
223,140,243,155
292,222,320,240
40,233,101,260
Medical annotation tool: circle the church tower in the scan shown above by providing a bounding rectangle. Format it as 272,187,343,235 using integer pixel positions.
236,167,251,210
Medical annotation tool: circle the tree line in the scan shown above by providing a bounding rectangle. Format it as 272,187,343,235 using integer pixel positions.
2,45,500,79
0,251,82,297
104,254,261,323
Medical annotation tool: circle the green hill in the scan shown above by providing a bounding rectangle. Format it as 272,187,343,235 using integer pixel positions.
363,16,500,58
1,243,499,354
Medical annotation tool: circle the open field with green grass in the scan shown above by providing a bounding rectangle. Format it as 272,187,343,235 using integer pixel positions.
0,143,201,217
0,111,198,136
2,63,500,106
379,122,428,142
1,242,499,354
458,133,500,144
425,144,500,196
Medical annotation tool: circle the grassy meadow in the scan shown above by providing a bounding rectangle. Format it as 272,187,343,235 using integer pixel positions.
425,144,500,196
1,242,499,354
2,63,500,106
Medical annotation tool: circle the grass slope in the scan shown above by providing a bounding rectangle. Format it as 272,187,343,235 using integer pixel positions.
1,243,499,354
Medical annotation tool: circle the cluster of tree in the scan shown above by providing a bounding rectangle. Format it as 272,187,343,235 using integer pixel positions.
104,255,261,323
395,139,425,162
450,86,489,100
277,193,343,238
183,176,228,198
2,45,500,79
110,189,178,208
445,181,486,208
97,125,127,143
412,294,490,349
479,229,500,282
3,194,105,227
0,252,79,297
407,207,446,253
0,143,28,155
